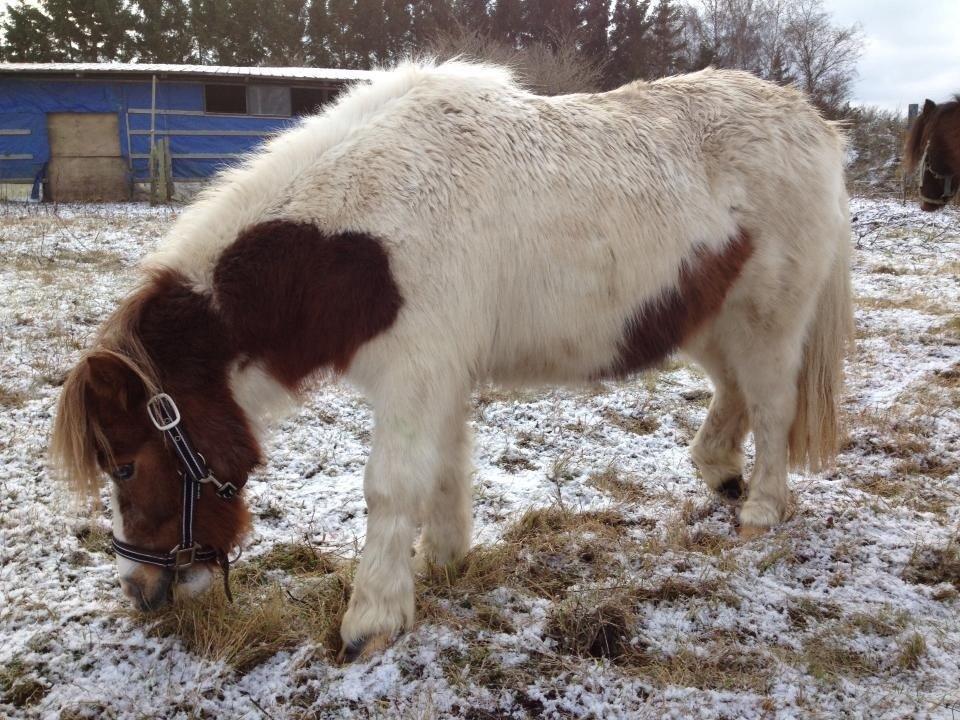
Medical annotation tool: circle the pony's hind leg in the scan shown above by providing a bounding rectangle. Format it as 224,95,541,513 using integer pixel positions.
687,344,750,501
725,319,808,529
415,403,473,569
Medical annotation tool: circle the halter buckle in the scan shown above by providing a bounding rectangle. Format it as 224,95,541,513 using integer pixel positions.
171,544,197,569
147,393,181,431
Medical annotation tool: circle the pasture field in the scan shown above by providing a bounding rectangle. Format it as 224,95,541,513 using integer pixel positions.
1,198,958,719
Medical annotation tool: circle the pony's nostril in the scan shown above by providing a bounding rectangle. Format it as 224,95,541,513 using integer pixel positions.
122,575,172,611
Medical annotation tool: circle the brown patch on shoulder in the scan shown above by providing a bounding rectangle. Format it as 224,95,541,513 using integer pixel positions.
606,229,753,377
213,221,403,386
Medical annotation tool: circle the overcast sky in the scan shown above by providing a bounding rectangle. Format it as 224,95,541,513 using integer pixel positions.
826,0,960,110
1,1,958,110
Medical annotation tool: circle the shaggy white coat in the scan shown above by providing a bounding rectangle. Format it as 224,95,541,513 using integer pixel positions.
145,61,852,648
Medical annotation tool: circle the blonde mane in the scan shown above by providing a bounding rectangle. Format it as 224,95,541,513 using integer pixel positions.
50,281,162,498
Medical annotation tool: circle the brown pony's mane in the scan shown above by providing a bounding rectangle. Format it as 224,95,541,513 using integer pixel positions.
50,275,163,499
904,96,960,174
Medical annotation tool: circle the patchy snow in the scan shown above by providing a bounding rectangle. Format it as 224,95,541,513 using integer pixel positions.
1,198,958,718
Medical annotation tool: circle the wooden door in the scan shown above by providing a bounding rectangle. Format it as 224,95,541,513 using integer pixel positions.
47,113,128,201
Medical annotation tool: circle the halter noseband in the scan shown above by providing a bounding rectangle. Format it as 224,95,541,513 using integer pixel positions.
919,142,957,207
111,393,239,599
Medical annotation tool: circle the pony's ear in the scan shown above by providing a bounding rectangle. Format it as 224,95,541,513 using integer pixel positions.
924,99,936,114
84,352,145,413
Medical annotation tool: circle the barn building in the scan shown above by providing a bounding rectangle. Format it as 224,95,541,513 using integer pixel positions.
0,63,371,202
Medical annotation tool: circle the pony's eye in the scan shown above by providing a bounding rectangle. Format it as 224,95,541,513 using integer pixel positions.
112,463,135,481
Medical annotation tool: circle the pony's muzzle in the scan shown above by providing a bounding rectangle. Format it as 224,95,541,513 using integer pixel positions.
121,568,173,611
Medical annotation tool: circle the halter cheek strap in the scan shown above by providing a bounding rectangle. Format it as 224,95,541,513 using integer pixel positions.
111,393,240,600
919,144,957,206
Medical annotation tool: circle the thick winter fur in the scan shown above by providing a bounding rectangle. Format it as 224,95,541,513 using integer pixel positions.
52,60,853,652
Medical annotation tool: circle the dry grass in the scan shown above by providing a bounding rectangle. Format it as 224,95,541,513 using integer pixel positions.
642,500,738,560
857,294,953,316
472,384,541,408
601,408,660,435
897,632,927,670
870,263,910,276
847,608,909,638
0,659,47,709
544,590,637,660
937,260,960,276
0,384,27,409
138,544,352,670
786,598,842,630
635,644,775,694
801,635,884,680
587,466,653,505
73,522,112,556
932,362,960,385
903,541,960,590
421,506,634,604
937,316,960,339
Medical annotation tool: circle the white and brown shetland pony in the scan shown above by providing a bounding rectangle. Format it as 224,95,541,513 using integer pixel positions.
51,61,853,660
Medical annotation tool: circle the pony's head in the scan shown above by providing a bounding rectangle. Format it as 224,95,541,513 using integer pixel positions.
50,271,259,610
904,97,960,211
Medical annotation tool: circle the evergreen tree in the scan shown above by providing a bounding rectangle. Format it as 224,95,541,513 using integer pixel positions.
411,0,454,46
382,0,412,61
256,0,310,65
326,0,356,66
490,0,523,47
580,0,610,62
34,0,137,61
305,0,334,66
134,0,194,62
608,0,651,86
453,0,489,33
687,41,715,71
1,1,55,62
522,0,579,47
219,0,266,64
351,0,386,66
647,0,683,78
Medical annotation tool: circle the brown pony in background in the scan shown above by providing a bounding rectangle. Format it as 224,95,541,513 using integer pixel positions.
904,97,960,211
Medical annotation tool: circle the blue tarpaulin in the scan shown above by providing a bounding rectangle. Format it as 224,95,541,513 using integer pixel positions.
0,75,303,189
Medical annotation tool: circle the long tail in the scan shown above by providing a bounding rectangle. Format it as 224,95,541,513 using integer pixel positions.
788,221,855,472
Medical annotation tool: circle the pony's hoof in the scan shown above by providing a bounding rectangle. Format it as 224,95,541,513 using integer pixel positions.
715,475,746,502
338,632,395,663
738,497,783,531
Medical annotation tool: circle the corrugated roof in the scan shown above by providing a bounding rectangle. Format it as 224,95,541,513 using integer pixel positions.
0,63,373,82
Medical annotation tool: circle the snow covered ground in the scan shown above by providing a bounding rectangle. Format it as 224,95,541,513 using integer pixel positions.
1,198,958,719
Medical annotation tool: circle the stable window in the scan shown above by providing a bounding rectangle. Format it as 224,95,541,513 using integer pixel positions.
291,86,341,116
247,85,291,116
204,84,246,114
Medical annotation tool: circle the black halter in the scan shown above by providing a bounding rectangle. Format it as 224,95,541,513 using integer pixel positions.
111,393,239,595
919,143,957,207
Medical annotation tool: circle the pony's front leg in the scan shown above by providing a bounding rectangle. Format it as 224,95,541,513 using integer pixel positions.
339,377,465,661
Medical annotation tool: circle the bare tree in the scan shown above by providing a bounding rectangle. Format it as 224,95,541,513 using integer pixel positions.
783,0,862,112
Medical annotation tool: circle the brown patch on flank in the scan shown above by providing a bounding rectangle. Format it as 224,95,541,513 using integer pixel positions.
213,221,403,386
605,230,753,377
